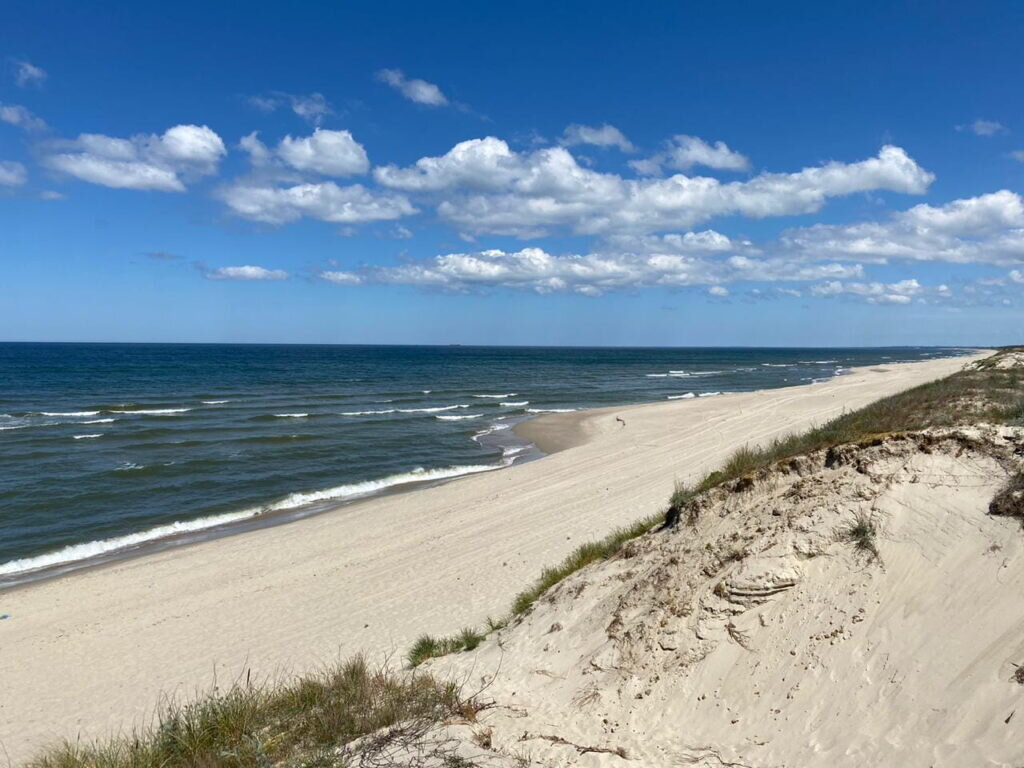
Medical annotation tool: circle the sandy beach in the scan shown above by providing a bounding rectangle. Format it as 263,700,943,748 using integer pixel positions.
0,352,984,763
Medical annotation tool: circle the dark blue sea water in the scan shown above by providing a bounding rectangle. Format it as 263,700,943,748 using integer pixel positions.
0,343,971,583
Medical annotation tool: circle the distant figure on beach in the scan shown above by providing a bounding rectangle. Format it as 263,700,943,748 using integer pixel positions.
616,416,626,428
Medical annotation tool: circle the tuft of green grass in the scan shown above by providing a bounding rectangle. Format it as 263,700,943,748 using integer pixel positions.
458,627,484,652
407,634,442,667
30,655,478,768
509,514,661,619
669,480,692,509
990,471,1024,522
842,513,880,561
406,626,489,667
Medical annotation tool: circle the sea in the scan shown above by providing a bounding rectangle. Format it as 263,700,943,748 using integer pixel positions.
0,343,973,585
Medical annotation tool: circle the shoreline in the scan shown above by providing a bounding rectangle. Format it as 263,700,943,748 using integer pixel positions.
0,355,964,590
0,351,988,763
0,418,544,591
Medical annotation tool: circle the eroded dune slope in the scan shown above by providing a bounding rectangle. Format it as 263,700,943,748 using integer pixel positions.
434,427,1024,767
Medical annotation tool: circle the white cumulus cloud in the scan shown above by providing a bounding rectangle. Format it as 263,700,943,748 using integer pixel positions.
276,128,369,176
378,138,932,237
632,135,750,174
810,278,926,305
204,265,289,281
218,180,416,225
318,245,863,296
376,69,448,106
43,124,226,191
781,190,1024,265
560,124,634,152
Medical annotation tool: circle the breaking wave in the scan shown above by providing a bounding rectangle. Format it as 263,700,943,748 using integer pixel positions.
0,461,511,578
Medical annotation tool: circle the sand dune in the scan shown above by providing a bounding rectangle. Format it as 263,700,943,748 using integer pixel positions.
0,353,983,762
430,425,1024,766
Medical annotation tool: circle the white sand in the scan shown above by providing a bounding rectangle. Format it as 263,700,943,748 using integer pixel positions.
0,353,984,762
431,424,1024,766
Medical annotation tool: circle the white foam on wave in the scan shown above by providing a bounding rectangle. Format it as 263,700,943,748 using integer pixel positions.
436,413,483,421
761,363,795,368
645,374,669,378
473,393,517,398
39,411,100,417
0,459,514,578
0,507,264,578
340,408,397,416
421,390,432,394
202,400,230,405
274,413,309,418
526,407,577,413
667,393,696,400
500,401,528,407
83,418,116,424
73,433,103,439
113,408,191,415
473,423,512,440
397,404,469,414
114,462,146,471
698,391,722,397
266,461,510,512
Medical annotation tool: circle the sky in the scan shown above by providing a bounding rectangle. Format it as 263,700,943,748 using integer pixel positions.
1,1,1023,347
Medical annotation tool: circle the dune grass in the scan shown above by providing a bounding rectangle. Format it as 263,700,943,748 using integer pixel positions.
406,627,486,667
410,350,1024,666
508,514,663,618
405,516,663,667
671,349,1024,508
843,513,881,561
990,471,1024,521
30,656,480,768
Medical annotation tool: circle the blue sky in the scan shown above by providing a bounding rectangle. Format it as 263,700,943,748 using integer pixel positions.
1,1,1023,346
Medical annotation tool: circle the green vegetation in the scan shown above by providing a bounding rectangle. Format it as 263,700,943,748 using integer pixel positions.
842,513,881,561
990,471,1024,522
31,656,481,768
406,626,486,667
34,350,1024,765
508,514,662,618
413,349,1024,666
670,347,1024,513
406,516,662,667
